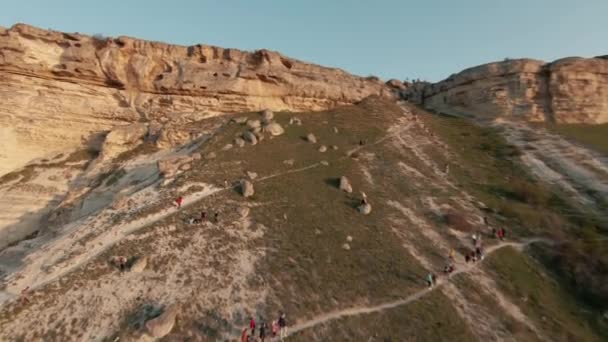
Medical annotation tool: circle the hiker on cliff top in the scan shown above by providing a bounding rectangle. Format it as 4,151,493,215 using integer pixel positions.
175,196,183,209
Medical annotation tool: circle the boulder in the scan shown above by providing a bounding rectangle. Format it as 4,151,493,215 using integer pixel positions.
242,131,258,145
101,123,148,158
331,145,338,150
205,152,216,159
191,152,202,160
145,304,179,339
246,119,261,129
283,159,295,166
179,163,192,171
263,122,285,136
339,176,353,193
254,131,265,142
240,179,254,197
158,155,192,177
130,257,147,273
306,133,317,143
261,109,274,121
320,160,329,166
237,206,250,218
386,78,406,90
222,143,233,151
234,137,246,147
358,203,372,215
342,243,351,251
318,145,327,153
289,117,302,125
333,127,339,133
346,235,353,242
232,117,249,124
246,171,258,180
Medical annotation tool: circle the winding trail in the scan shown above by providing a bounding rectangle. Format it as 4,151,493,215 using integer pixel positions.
280,238,551,339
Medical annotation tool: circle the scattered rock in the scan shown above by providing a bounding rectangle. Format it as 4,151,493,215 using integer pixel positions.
242,131,258,145
339,176,353,193
261,109,274,121
247,171,258,180
234,137,246,147
358,203,372,215
283,213,288,220
346,235,353,242
232,117,249,124
342,243,351,250
246,119,261,129
263,122,285,136
130,257,147,273
251,126,262,134
318,145,327,153
254,131,265,142
283,159,295,166
315,229,322,235
306,133,317,143
222,143,233,151
111,195,129,210
145,304,179,339
289,117,302,125
161,177,174,187
240,179,254,197
205,152,216,160
320,160,329,166
158,155,192,177
237,206,250,218
333,127,339,133
191,152,202,160
179,163,192,171
331,145,338,150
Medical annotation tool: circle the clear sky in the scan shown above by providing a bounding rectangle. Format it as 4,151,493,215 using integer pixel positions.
1,0,606,81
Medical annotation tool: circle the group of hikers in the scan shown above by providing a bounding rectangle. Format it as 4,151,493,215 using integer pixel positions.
426,218,507,289
174,196,221,225
241,313,288,342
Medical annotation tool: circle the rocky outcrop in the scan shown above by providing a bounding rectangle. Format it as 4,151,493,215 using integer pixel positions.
145,304,179,338
0,23,393,176
411,57,608,124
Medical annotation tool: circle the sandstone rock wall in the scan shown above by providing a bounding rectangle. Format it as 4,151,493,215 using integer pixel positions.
0,24,391,175
415,57,608,124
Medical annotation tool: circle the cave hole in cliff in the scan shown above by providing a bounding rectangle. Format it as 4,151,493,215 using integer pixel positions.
114,39,126,48
213,72,218,77
155,74,164,81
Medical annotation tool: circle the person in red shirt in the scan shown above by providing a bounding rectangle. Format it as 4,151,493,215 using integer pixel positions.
249,316,256,335
175,196,183,209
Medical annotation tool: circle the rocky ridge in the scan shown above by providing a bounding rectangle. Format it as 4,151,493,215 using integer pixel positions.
0,23,392,176
401,57,608,124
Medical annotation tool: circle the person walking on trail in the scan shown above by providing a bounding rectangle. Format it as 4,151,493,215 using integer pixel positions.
116,256,127,272
271,320,279,337
249,316,256,335
472,233,478,246
175,196,183,209
449,248,455,260
20,287,30,304
259,322,267,342
278,313,287,340
475,246,484,261
240,328,248,342
200,211,207,221
426,272,435,289
497,227,505,240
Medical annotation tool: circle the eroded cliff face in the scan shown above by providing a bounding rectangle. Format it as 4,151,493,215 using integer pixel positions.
0,24,391,175
416,57,608,124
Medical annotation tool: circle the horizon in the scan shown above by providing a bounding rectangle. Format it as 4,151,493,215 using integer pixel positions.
1,0,607,82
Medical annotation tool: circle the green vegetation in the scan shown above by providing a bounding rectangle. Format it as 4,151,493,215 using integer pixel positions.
485,247,607,342
545,123,608,155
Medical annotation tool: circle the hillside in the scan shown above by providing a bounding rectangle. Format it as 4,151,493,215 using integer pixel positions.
0,98,606,341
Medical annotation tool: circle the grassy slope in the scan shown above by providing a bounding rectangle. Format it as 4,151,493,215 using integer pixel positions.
421,111,608,340
545,123,608,155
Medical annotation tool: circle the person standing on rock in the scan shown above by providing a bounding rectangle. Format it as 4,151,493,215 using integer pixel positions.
497,227,505,241
278,313,287,340
175,196,183,209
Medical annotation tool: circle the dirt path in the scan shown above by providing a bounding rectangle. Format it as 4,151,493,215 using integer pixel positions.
281,238,549,339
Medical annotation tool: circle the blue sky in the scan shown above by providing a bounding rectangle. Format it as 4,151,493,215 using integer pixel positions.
1,0,606,81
